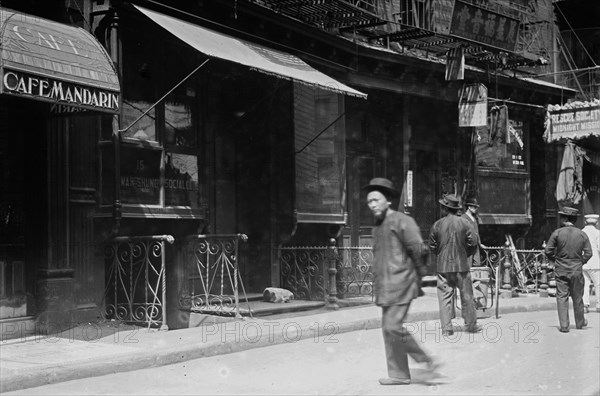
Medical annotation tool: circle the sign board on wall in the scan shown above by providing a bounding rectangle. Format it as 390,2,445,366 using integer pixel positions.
431,0,456,34
450,0,519,52
545,105,600,141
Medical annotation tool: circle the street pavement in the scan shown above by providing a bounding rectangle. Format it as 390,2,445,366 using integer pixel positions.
0,287,590,393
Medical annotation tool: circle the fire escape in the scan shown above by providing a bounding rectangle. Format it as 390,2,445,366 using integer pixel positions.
250,0,553,74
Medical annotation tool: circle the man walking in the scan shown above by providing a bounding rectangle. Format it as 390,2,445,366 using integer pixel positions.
545,207,592,332
429,194,480,335
581,214,600,313
364,178,441,385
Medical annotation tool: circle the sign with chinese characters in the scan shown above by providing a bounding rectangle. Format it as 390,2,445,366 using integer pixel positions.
431,0,456,34
458,83,487,127
450,0,519,52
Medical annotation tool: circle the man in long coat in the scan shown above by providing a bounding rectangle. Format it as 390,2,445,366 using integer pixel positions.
429,194,480,335
364,178,441,385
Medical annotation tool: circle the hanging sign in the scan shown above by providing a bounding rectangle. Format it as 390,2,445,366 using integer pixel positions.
458,83,487,127
545,104,600,141
450,0,519,52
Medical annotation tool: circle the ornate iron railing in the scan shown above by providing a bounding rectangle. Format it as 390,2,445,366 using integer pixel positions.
279,246,328,300
336,246,374,299
178,234,249,318
103,235,174,330
280,242,549,302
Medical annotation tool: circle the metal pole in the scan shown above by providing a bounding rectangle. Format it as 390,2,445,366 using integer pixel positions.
326,238,339,310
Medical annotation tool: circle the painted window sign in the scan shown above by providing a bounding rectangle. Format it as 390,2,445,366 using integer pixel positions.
450,1,519,52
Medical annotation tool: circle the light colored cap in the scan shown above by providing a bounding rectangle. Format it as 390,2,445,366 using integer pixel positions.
584,214,599,224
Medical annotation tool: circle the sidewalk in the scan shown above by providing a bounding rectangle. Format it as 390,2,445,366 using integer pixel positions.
0,288,560,393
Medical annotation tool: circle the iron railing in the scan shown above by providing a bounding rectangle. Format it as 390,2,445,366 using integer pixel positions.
103,235,174,330
178,234,249,318
280,242,549,302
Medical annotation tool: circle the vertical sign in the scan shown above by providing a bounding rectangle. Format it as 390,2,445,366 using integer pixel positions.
431,0,456,34
458,84,487,127
406,170,413,207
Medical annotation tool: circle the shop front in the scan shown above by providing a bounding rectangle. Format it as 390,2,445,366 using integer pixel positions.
544,100,600,222
0,6,120,332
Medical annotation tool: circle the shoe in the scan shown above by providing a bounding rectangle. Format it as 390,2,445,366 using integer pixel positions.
584,306,589,314
379,377,411,385
466,324,483,333
425,358,444,375
576,319,588,330
442,330,454,336
559,327,570,333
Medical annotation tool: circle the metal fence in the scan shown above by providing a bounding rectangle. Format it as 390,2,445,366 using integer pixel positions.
102,235,174,330
178,234,249,318
280,242,550,302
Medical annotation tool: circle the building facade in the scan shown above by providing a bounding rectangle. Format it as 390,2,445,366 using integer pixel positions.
2,0,594,335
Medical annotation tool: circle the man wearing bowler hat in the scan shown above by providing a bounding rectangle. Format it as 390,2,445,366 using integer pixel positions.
545,207,592,332
363,178,441,385
429,194,480,335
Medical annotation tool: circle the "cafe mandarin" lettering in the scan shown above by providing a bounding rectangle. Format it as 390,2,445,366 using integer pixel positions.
2,70,119,111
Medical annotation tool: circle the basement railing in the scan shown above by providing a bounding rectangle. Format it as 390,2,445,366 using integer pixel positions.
103,235,174,330
178,234,249,318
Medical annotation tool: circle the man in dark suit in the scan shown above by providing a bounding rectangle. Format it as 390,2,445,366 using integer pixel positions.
545,206,592,333
429,194,481,335
463,197,483,267
364,178,442,385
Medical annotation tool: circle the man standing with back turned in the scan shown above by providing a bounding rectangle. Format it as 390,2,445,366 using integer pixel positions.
364,178,441,386
430,194,480,335
545,207,592,332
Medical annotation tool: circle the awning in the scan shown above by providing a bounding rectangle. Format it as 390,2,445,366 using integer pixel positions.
134,5,367,99
0,7,120,113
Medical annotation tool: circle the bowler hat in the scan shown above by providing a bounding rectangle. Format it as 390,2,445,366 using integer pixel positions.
362,177,399,197
438,194,461,210
558,207,579,217
464,197,479,208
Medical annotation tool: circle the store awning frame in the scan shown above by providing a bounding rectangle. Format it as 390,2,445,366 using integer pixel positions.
134,5,367,99
0,7,120,113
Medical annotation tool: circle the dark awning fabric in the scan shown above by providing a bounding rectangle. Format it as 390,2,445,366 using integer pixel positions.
134,5,367,99
0,7,120,113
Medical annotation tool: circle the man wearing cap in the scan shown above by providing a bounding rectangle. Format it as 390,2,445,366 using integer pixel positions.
545,207,593,332
581,214,600,313
364,177,441,385
429,194,480,335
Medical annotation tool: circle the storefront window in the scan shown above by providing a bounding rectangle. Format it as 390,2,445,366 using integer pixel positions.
475,116,527,172
294,84,346,222
99,10,205,217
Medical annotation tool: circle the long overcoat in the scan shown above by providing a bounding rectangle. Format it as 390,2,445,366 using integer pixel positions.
372,209,426,306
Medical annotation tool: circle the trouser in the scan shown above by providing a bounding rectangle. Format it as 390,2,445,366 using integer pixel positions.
583,269,600,309
437,271,477,332
555,272,586,329
381,303,431,380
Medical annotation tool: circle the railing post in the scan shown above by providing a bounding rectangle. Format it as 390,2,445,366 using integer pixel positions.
538,241,549,298
326,238,340,310
500,241,513,298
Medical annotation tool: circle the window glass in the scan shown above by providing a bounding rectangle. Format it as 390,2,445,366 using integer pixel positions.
475,117,526,171
294,84,345,219
164,152,199,207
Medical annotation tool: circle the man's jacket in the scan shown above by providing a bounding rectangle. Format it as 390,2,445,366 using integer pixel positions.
429,213,475,273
